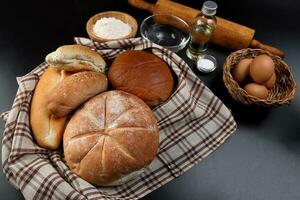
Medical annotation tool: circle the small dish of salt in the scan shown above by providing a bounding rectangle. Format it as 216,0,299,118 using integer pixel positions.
196,54,217,73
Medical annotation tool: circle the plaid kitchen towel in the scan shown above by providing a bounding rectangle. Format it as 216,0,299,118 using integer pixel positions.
1,37,236,200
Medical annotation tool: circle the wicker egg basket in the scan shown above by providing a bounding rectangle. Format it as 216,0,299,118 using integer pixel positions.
223,48,296,106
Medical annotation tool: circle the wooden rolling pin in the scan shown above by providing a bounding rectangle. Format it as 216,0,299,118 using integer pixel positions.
128,0,284,57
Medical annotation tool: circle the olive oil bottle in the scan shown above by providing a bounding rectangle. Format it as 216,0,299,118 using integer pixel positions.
186,1,217,61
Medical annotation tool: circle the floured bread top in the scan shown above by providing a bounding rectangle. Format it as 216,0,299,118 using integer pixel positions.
46,45,106,73
63,90,159,186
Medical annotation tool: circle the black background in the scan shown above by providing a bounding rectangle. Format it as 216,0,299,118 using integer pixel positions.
1,0,300,199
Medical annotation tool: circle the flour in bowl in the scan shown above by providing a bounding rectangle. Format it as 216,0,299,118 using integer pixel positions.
93,17,132,39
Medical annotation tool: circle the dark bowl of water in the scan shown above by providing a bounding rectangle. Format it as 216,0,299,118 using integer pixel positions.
140,14,191,52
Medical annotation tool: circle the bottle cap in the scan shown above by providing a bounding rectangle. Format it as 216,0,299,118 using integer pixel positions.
201,1,218,16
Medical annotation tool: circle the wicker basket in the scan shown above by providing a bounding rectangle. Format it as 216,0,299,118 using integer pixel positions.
223,48,296,106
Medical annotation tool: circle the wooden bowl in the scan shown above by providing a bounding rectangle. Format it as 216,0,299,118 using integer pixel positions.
223,48,297,106
86,11,138,43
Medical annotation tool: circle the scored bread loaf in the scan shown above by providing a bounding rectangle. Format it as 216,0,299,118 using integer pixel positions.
47,71,108,118
108,50,174,107
30,67,72,149
64,90,159,186
46,45,106,73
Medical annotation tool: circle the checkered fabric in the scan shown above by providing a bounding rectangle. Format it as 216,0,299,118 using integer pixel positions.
1,37,236,200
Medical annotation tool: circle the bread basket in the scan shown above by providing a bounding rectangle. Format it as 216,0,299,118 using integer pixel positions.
1,37,237,199
86,11,138,43
223,48,296,106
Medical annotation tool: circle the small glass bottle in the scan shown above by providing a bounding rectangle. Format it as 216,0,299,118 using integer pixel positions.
186,1,218,61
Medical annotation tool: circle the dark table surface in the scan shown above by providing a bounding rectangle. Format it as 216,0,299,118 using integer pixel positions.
1,0,300,199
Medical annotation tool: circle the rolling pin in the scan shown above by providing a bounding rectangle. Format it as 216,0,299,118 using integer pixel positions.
128,0,284,57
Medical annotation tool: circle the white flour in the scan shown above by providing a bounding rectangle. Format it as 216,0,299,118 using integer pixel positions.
93,17,132,39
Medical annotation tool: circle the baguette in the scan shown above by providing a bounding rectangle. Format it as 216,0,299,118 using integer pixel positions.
30,67,71,149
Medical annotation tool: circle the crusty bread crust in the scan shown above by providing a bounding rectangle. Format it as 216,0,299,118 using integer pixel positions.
46,45,106,73
64,91,159,186
30,67,71,149
47,71,108,118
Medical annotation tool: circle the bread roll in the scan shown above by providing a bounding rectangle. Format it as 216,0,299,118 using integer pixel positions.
46,45,106,73
30,67,71,149
47,71,108,118
64,90,159,186
108,50,174,107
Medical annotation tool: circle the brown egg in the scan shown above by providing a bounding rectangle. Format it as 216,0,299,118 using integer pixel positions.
244,83,268,99
232,58,253,83
264,73,276,89
250,55,275,84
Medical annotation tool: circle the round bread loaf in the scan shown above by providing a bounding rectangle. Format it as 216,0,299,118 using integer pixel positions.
30,67,72,149
64,90,159,186
47,71,108,118
108,50,174,107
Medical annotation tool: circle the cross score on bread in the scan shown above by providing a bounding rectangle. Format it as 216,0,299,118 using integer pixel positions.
63,91,159,186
